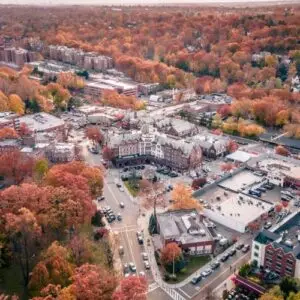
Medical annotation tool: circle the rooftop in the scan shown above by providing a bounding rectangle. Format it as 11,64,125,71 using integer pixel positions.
18,113,65,132
157,209,213,245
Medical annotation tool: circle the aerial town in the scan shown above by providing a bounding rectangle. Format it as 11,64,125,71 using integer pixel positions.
0,2,300,300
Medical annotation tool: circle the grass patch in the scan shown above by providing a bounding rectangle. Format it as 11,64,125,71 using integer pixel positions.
124,181,139,197
164,255,211,283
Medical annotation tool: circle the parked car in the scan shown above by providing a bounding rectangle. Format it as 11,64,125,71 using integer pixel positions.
242,244,250,253
119,187,124,192
256,186,266,193
97,196,105,201
248,190,261,197
201,268,212,277
120,202,125,208
119,246,124,255
191,274,202,285
220,254,229,262
210,261,220,270
123,263,130,276
229,248,237,256
137,236,144,245
117,213,122,221
236,243,244,250
264,222,272,229
169,172,178,178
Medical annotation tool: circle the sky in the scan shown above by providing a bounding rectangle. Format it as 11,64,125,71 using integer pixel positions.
0,0,297,5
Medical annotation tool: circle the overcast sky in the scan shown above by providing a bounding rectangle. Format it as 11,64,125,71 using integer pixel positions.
0,0,296,5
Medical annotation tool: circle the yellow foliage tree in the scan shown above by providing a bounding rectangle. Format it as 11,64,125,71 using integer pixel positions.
0,91,9,112
171,183,201,211
8,94,25,115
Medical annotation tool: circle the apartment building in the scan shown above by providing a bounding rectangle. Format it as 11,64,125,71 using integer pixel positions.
0,47,38,67
251,211,300,278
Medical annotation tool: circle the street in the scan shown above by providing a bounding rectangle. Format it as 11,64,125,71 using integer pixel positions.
81,141,252,300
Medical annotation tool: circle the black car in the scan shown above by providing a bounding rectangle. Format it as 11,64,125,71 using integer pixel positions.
210,261,220,270
137,236,144,245
191,274,202,285
169,172,178,178
229,249,236,256
220,254,229,262
236,243,244,250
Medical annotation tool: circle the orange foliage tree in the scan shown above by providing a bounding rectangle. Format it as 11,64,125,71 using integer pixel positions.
160,242,182,266
113,276,147,300
171,183,201,211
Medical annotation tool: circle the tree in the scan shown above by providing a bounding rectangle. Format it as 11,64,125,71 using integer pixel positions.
212,113,223,129
288,292,300,300
191,178,207,190
226,140,239,153
19,123,31,137
113,276,147,300
259,287,284,300
68,235,92,266
5,208,41,295
275,204,283,213
29,241,74,294
0,91,9,112
221,163,235,172
0,150,34,184
57,72,85,90
171,183,201,210
161,242,182,276
0,127,19,140
275,145,289,156
8,94,25,115
247,221,260,233
102,146,115,162
217,105,231,118
86,126,104,145
70,264,117,300
33,158,49,181
46,83,71,110
279,277,299,299
239,263,251,277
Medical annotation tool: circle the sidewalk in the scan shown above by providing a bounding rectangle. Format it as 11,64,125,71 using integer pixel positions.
212,274,236,300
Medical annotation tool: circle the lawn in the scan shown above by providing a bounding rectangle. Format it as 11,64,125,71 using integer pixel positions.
164,255,211,283
124,181,139,197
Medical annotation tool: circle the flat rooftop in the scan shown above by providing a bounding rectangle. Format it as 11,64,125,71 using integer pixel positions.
207,194,273,225
218,170,262,192
18,113,65,132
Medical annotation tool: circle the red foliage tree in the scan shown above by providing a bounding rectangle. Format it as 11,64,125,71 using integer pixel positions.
217,104,231,118
85,126,104,145
226,140,239,153
191,178,207,190
71,264,117,300
221,162,235,172
275,204,283,213
160,242,182,265
102,146,115,161
275,145,289,157
113,276,147,300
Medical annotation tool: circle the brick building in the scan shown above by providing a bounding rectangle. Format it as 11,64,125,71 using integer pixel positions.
156,210,215,255
251,211,300,278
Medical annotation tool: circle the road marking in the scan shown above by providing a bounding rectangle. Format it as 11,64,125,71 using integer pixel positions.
104,179,120,206
190,252,250,299
178,288,192,299
124,225,137,269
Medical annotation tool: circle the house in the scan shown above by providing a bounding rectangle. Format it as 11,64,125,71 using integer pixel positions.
251,211,300,278
156,209,215,255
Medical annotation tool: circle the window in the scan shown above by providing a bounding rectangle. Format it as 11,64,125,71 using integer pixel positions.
267,249,273,255
287,259,294,265
286,266,293,272
255,245,259,250
276,263,282,268
254,252,259,258
277,254,283,259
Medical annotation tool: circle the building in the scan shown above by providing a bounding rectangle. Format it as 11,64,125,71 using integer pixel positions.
153,117,198,138
251,211,300,278
46,142,75,163
0,112,20,130
0,47,38,67
192,133,229,159
138,83,160,96
48,45,113,71
247,153,300,188
156,209,215,255
107,128,203,171
18,113,66,141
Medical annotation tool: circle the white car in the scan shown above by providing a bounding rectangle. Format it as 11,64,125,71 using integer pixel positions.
129,262,136,272
142,252,148,261
119,187,124,192
201,268,212,277
144,261,150,270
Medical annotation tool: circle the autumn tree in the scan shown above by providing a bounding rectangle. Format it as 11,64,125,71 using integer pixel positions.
160,242,182,275
57,72,85,90
5,208,41,295
0,150,34,184
8,94,25,115
0,127,19,140
171,183,201,211
85,126,104,145
29,241,74,294
68,235,92,266
275,145,289,156
46,83,71,110
221,163,235,172
191,178,207,190
226,139,239,153
70,264,117,300
102,146,115,162
33,158,49,181
113,276,147,300
259,286,284,300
